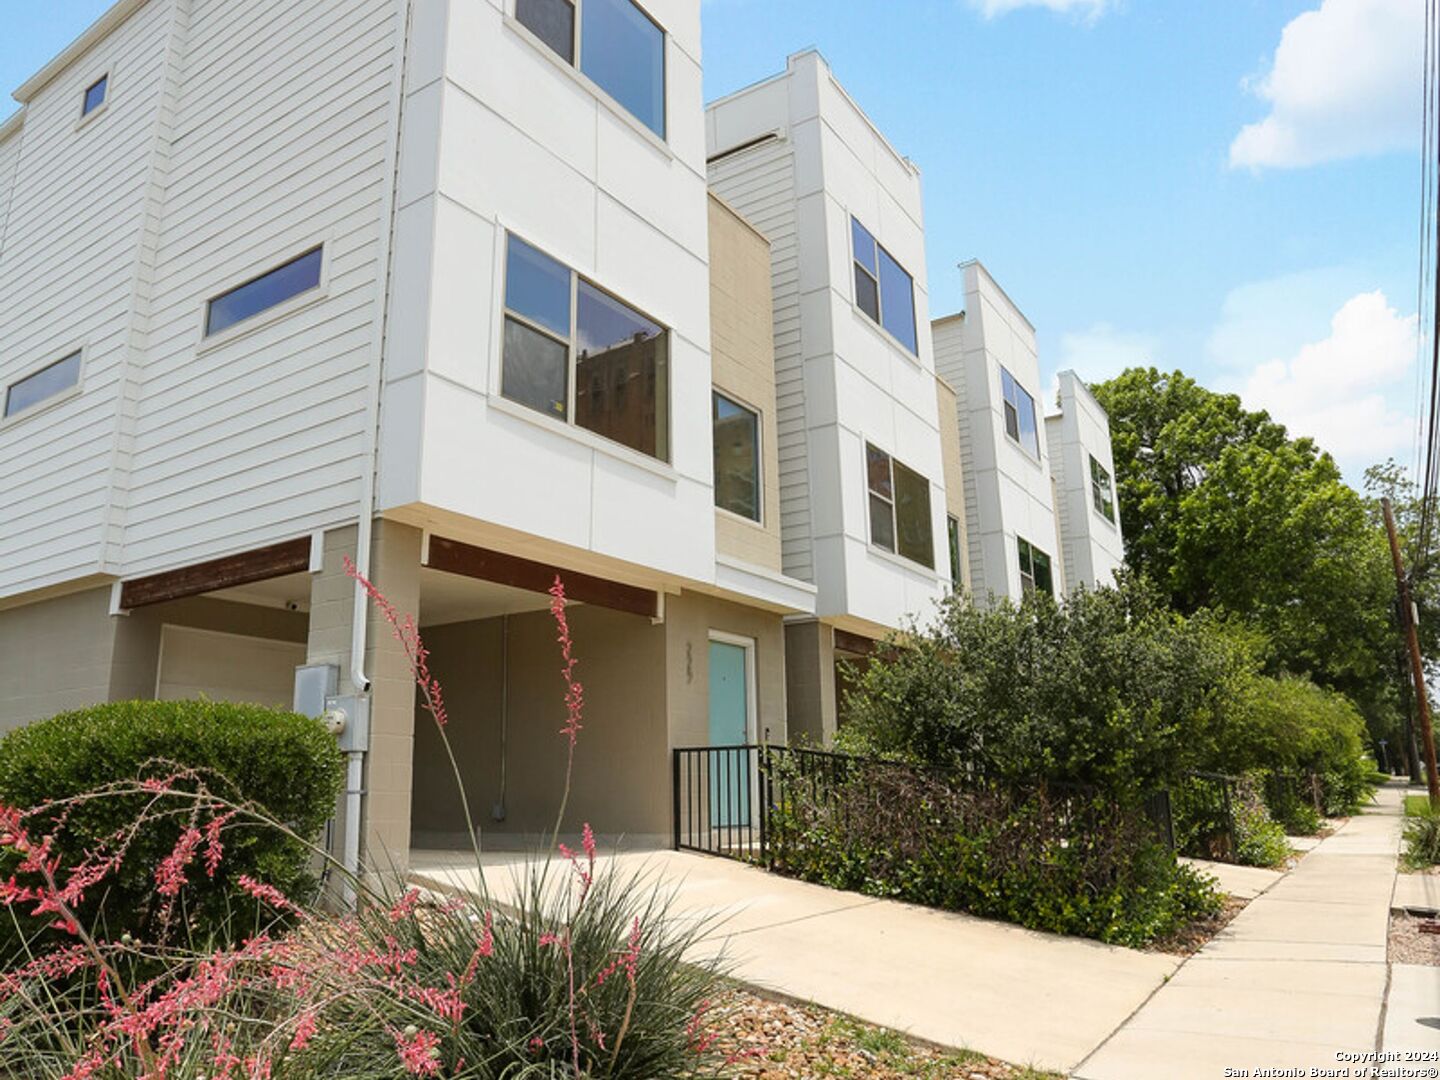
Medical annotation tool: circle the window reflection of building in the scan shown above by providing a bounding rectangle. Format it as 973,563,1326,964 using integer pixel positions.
575,330,669,460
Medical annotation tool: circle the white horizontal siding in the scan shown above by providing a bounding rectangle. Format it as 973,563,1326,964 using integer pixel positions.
0,0,173,598
708,139,813,583
121,0,401,578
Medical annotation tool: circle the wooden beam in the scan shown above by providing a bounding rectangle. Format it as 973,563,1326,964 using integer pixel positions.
425,536,658,619
833,628,878,657
119,538,312,610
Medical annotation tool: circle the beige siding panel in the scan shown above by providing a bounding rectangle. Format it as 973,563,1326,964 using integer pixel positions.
155,625,306,707
708,139,812,581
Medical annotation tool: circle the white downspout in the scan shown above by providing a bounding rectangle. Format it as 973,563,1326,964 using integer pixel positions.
343,0,415,900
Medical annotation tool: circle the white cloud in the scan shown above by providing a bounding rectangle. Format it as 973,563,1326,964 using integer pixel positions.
1229,290,1418,471
1230,0,1422,169
1043,323,1156,410
970,0,1111,20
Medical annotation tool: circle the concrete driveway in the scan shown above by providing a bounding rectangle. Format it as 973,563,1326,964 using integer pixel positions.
411,847,1179,1073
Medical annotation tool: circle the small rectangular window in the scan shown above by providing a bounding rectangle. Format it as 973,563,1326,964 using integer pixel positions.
850,217,917,355
1090,454,1115,522
1017,536,1054,598
947,515,963,589
82,75,108,117
501,232,671,462
1000,366,1039,457
713,392,761,521
205,248,323,337
867,443,934,569
4,352,82,419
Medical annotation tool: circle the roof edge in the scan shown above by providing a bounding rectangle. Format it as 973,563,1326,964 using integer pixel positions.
0,108,24,143
13,0,150,104
959,258,1037,335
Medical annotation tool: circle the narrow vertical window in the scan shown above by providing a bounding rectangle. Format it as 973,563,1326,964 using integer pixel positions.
4,352,82,419
1000,367,1039,457
503,236,574,419
713,392,761,521
866,443,896,554
852,219,880,322
1090,454,1115,522
947,515,963,588
82,75,108,117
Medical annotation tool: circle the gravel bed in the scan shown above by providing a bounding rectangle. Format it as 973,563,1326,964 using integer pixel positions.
1389,911,1440,966
708,988,1060,1079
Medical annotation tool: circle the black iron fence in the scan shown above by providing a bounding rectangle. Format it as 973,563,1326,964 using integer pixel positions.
673,744,1177,866
1172,770,1238,861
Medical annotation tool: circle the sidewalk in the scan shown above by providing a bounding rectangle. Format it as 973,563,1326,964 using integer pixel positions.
412,847,1179,1073
1074,784,1417,1080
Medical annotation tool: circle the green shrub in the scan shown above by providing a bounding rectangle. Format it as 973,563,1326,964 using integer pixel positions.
1404,805,1440,870
767,756,1221,948
0,699,344,957
1231,776,1291,868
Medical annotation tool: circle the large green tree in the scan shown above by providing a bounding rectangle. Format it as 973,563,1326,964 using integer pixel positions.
1091,368,1400,746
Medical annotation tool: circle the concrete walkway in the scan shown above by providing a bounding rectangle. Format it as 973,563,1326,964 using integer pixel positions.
412,848,1179,1073
1076,784,1426,1079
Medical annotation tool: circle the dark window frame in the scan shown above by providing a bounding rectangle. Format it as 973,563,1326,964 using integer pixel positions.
1090,453,1115,522
204,246,325,338
514,0,668,139
501,231,672,463
850,216,918,356
3,350,83,420
947,514,963,589
712,390,762,522
866,442,935,570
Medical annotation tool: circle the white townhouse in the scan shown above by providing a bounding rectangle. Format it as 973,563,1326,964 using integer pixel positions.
1046,370,1125,591
932,261,1126,606
705,51,965,743
0,0,822,870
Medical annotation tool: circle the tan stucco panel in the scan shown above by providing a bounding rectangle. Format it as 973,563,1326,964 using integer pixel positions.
708,194,784,572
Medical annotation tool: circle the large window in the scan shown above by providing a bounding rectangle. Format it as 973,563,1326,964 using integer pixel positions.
1017,537,1053,597
713,392,760,521
516,0,666,138
850,218,917,354
4,352,81,419
1091,454,1115,522
206,247,323,337
1000,366,1039,457
866,443,934,569
502,233,670,461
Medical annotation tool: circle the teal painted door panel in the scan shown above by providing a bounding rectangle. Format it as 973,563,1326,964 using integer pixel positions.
708,640,750,828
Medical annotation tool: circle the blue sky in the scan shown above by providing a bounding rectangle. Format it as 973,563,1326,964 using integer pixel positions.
2,0,1423,484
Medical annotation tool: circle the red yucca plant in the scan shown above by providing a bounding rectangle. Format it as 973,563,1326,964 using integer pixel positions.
0,568,734,1079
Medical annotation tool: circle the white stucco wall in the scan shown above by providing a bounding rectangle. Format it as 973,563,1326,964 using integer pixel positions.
1046,370,1125,591
706,51,948,636
933,260,1059,605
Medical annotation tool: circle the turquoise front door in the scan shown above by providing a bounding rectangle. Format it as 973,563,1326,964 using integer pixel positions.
708,640,751,828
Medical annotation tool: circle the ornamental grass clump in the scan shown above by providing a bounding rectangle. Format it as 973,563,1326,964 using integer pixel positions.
0,574,731,1079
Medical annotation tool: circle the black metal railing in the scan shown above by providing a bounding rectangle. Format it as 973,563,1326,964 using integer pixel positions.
672,745,768,861
1172,770,1238,861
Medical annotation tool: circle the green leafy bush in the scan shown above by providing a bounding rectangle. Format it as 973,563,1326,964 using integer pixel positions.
0,699,344,957
766,755,1221,948
1231,776,1291,868
837,576,1258,803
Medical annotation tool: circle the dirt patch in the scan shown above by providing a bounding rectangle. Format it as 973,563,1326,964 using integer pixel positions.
1148,895,1248,957
709,988,1060,1079
1389,910,1440,966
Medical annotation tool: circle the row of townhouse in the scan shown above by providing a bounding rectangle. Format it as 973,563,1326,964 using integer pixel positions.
0,1,1124,869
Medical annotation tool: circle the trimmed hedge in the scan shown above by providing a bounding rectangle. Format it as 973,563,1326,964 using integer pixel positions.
0,699,344,956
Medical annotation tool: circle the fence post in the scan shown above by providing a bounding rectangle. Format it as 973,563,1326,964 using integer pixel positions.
1222,776,1237,860
671,749,681,851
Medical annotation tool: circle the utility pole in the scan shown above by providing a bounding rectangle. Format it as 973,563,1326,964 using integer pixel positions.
1383,497,1440,805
